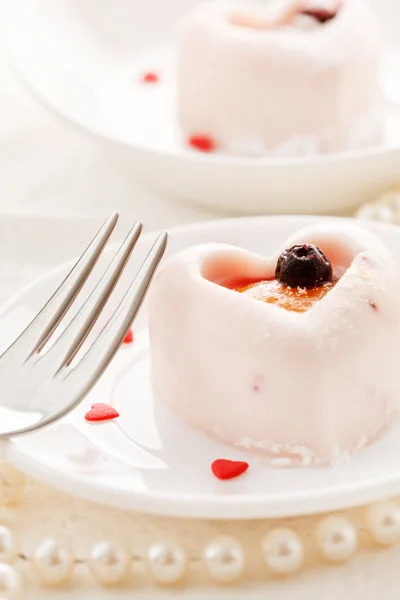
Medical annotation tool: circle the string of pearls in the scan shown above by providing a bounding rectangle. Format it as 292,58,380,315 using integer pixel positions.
355,187,400,225
1,463,400,597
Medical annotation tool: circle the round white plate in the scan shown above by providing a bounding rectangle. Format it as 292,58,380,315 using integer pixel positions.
6,0,400,215
2,215,400,519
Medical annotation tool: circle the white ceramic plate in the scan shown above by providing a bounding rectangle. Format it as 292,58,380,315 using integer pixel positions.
6,0,400,215
2,215,400,519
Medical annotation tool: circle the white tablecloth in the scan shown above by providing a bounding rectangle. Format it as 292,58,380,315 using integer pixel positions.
1,9,400,599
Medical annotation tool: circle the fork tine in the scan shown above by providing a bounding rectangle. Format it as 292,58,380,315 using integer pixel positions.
8,212,119,358
63,231,168,391
39,222,143,372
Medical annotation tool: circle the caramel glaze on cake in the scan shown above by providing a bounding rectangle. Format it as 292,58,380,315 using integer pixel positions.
235,279,336,313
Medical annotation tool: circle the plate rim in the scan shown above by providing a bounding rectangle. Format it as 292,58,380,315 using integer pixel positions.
3,214,400,519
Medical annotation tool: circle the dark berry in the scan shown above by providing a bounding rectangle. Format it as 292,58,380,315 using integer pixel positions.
300,6,340,24
275,244,333,289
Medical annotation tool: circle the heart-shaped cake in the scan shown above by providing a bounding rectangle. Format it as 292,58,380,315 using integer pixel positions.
178,0,382,156
149,224,400,466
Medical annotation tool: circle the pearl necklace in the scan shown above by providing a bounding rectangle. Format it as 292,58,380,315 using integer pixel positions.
0,461,400,598
356,187,400,224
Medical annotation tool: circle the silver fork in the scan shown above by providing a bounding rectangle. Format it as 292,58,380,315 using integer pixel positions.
0,212,167,438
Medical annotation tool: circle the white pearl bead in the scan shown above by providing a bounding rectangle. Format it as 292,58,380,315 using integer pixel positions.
389,194,400,224
0,563,23,599
262,528,304,575
366,501,400,545
203,536,245,583
32,539,74,586
356,203,394,224
316,516,358,563
147,542,187,585
89,541,130,585
0,463,26,506
0,527,17,564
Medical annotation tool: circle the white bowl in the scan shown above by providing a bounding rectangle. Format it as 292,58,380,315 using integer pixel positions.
6,0,400,214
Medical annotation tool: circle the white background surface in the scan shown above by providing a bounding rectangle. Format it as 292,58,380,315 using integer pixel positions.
0,8,221,229
1,1,400,598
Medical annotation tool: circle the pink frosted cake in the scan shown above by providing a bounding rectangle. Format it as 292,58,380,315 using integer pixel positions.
178,0,382,156
149,224,400,466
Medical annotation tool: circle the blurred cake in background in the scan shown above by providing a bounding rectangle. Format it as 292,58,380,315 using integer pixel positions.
177,0,383,156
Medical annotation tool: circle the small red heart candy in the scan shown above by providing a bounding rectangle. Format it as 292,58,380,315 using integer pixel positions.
85,403,119,422
211,459,249,480
142,71,159,84
123,329,133,344
188,135,216,153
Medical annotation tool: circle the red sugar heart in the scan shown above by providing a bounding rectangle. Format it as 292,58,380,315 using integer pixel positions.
142,71,159,84
85,403,119,422
123,329,134,344
188,135,216,153
211,459,249,480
